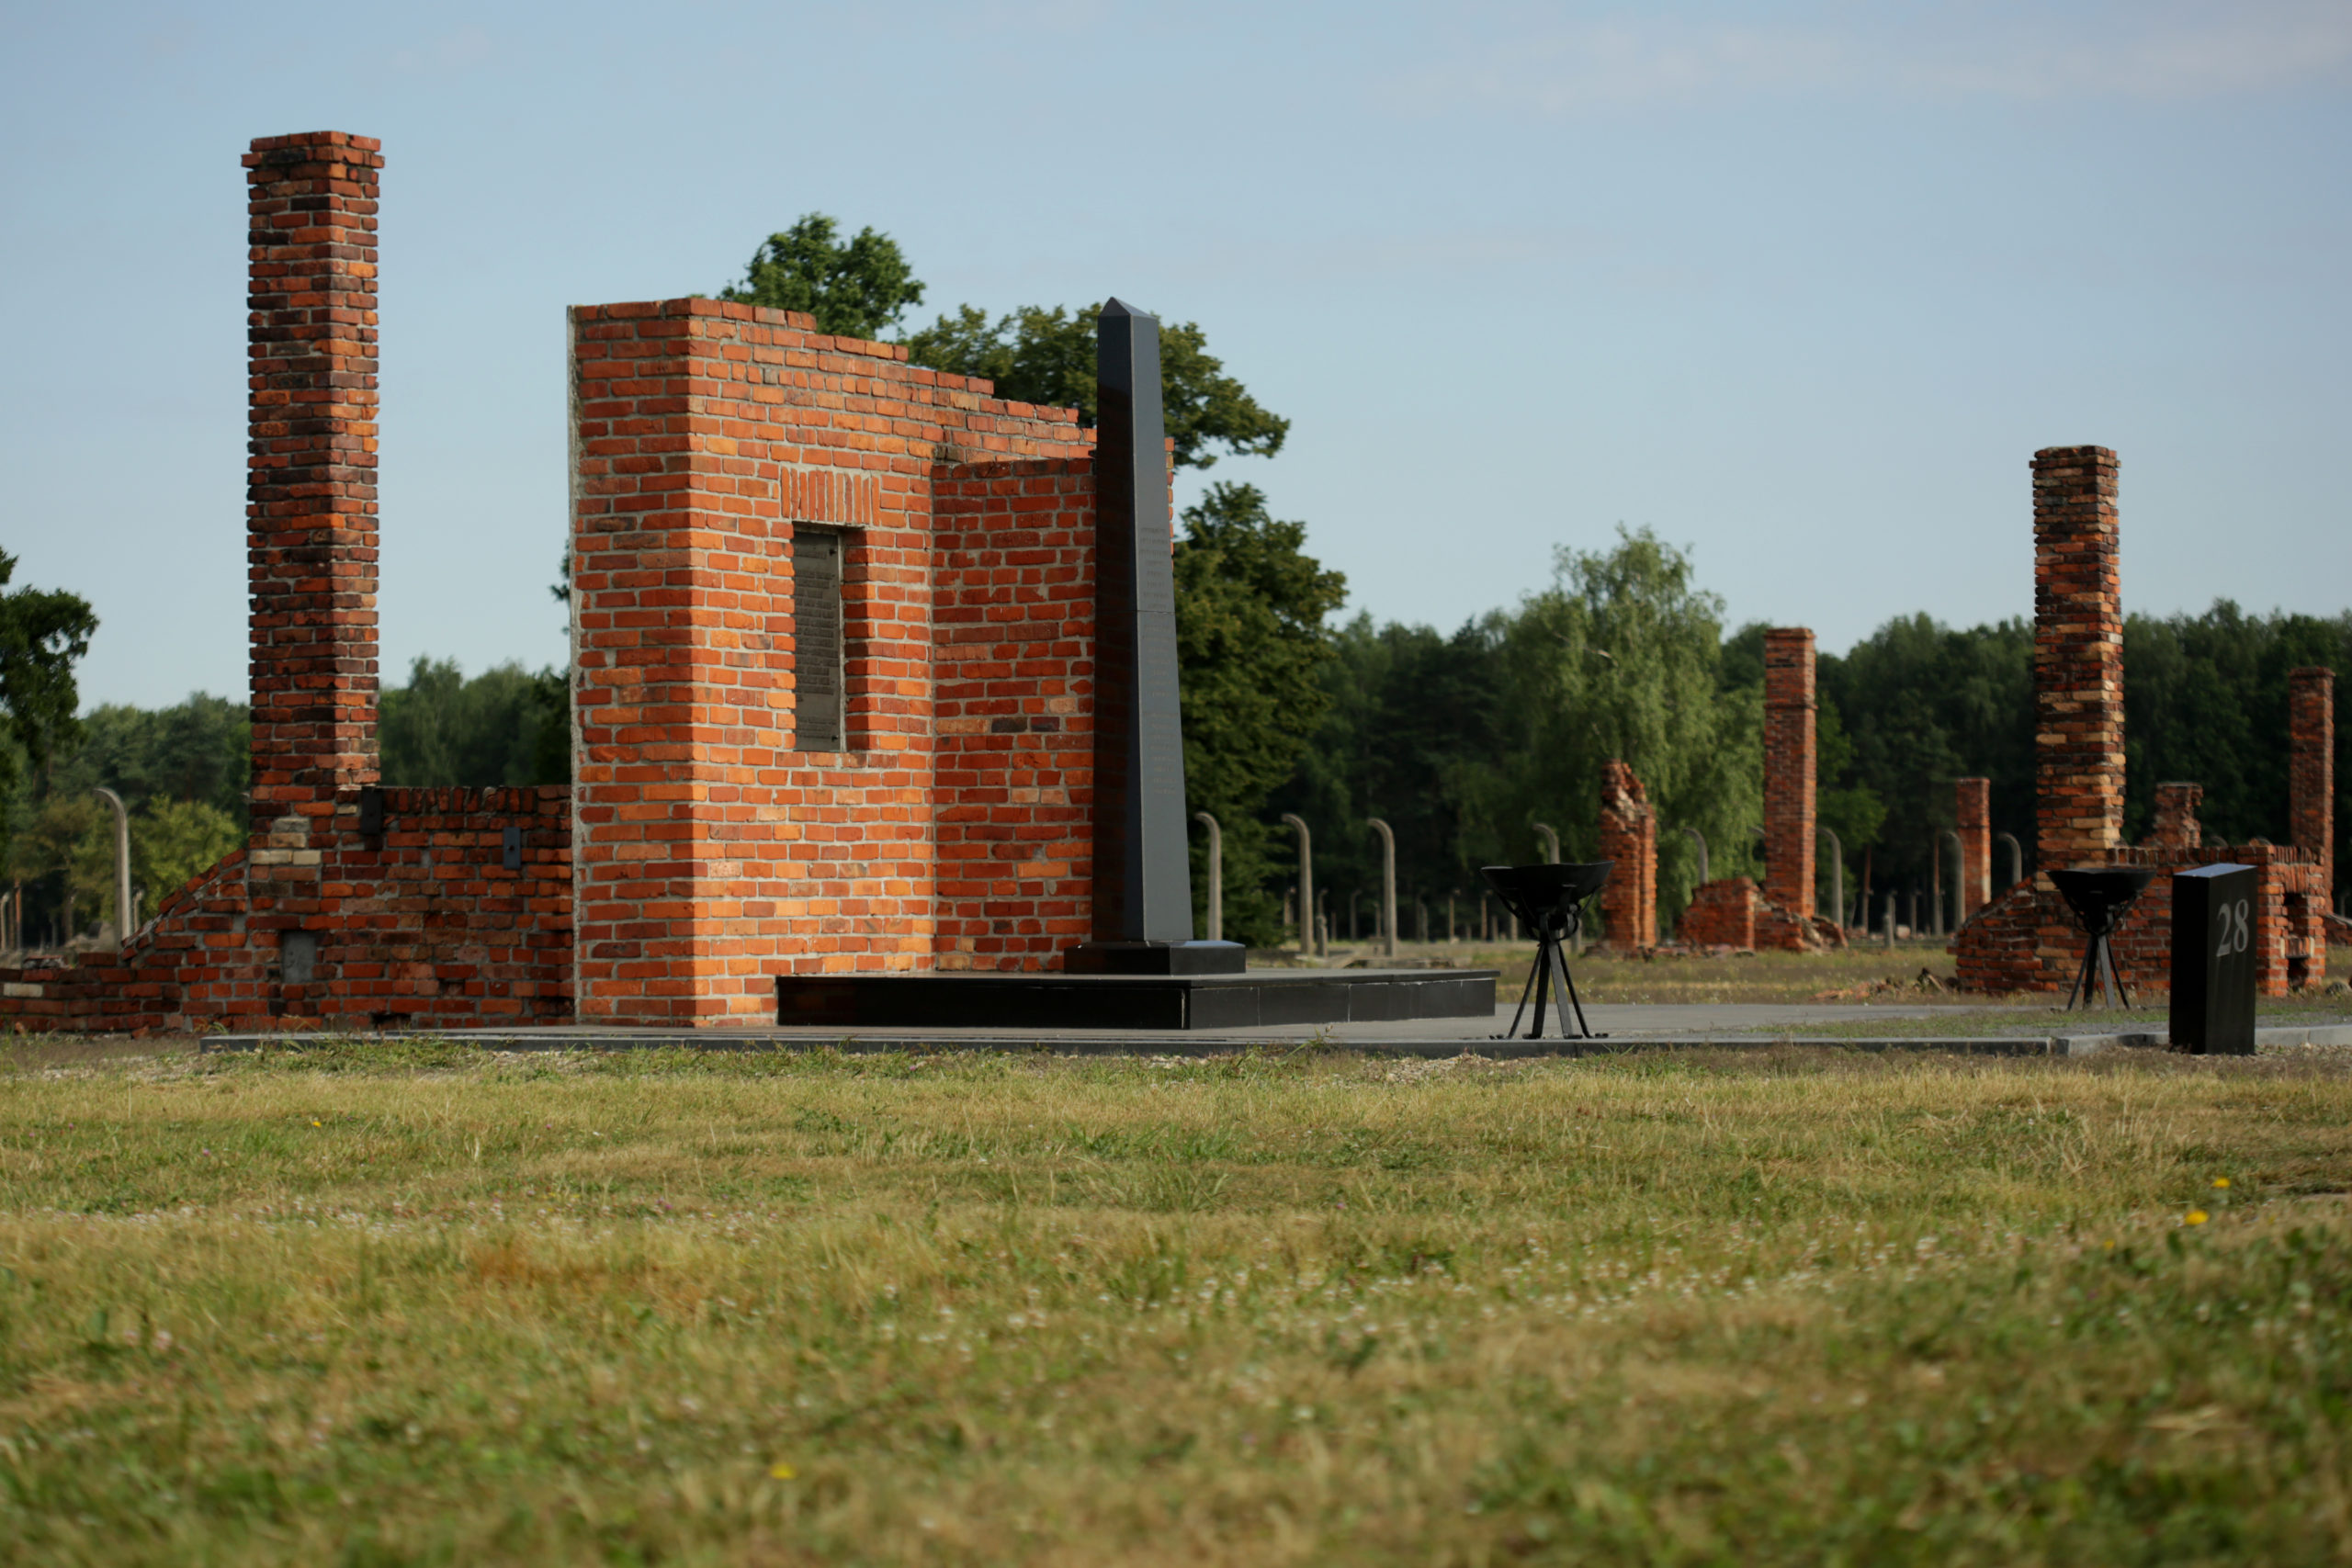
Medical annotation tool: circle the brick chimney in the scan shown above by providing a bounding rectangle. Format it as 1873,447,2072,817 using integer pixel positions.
1761,628,1816,920
1955,777,1991,918
243,132,382,834
2031,446,2123,873
2290,668,2335,892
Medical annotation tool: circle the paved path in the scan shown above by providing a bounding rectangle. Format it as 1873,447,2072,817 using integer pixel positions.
211,999,2069,1057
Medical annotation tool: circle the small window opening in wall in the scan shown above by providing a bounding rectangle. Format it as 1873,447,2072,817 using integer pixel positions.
793,525,846,751
282,931,319,986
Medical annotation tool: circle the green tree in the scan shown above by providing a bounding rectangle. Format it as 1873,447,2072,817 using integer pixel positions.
1474,528,1761,938
1273,615,1506,941
1276,528,1758,944
51,696,248,821
132,797,243,913
904,305,1289,469
1819,615,2037,905
718,215,926,340
0,549,97,863
1173,483,1347,945
2123,604,2350,870
379,659,570,787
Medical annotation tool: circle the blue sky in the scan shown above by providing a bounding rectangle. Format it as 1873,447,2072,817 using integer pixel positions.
4,0,2346,709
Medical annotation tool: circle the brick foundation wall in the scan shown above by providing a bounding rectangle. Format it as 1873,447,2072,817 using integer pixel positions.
1596,760,1656,949
1955,841,2323,998
2146,783,2202,849
1957,777,1992,919
1761,628,1815,925
2032,446,2124,870
1681,878,1757,950
0,787,571,1032
568,299,1102,1023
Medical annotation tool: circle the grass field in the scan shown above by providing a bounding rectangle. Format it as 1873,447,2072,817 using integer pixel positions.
3,1037,2350,1564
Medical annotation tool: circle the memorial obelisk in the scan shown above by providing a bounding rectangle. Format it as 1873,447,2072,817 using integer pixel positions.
1069,299,1241,974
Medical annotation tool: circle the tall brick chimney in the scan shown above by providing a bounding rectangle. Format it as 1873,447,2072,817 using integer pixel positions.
2031,446,2123,873
1761,628,1815,921
2290,667,2335,894
243,132,382,834
1955,777,1990,918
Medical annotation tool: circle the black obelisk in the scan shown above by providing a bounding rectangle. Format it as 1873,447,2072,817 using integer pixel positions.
1069,299,1239,974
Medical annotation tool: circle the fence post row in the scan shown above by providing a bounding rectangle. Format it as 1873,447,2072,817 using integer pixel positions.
1280,813,1316,957
1366,818,1398,959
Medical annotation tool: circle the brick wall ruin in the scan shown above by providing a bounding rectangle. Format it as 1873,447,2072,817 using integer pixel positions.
1679,876,1757,950
1596,761,1657,950
0,130,1194,1035
568,300,1114,1023
1954,447,2331,996
0,134,571,1032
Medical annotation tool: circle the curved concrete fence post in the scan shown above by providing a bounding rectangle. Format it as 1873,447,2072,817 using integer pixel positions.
1679,826,1708,887
1367,818,1398,958
1818,825,1843,932
1532,823,1560,863
1941,829,1965,934
1193,811,1222,943
92,788,130,949
1280,814,1314,957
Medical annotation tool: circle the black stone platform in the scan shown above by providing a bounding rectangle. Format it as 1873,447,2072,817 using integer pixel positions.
775,968,1498,1032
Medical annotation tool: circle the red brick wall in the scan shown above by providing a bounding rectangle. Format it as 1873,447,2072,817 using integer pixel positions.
2146,782,2202,849
0,788,571,1032
1681,877,1757,950
568,299,1100,1023
244,132,383,838
1762,628,1816,922
932,459,1098,970
1956,842,2323,998
2033,446,2124,870
1956,777,1992,919
1596,760,1657,949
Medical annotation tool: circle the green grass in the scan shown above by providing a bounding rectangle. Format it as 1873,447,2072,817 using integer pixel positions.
2,1038,2349,1563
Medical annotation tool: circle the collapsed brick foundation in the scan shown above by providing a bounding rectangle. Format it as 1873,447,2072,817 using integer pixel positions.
1953,449,2332,997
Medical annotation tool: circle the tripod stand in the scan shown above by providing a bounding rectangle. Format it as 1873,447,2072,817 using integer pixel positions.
2051,866,2156,1011
1482,862,1611,1042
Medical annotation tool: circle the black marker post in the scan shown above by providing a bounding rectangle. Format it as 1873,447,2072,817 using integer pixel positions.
1069,299,1240,976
